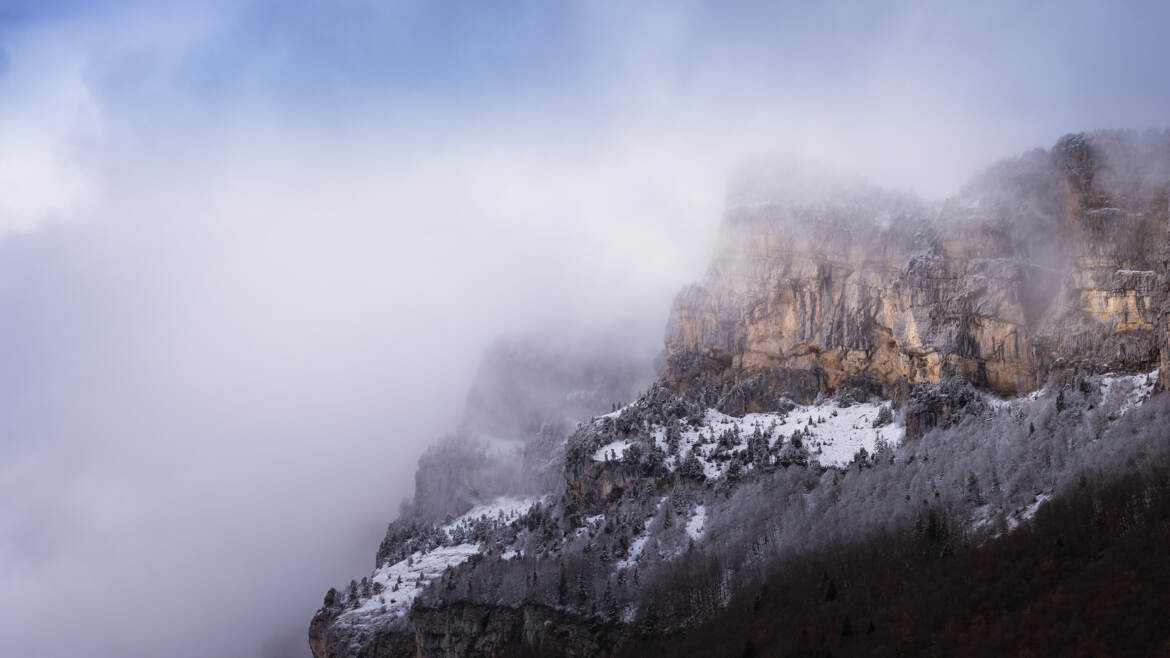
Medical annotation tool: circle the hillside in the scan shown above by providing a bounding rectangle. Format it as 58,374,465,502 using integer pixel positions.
309,130,1170,657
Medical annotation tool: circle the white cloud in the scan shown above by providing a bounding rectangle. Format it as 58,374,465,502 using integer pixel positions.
0,40,99,233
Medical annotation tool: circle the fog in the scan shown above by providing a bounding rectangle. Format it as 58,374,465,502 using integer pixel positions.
1,1,1167,656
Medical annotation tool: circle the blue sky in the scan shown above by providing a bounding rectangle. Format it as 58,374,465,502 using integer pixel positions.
1,2,1168,657
3,0,1167,200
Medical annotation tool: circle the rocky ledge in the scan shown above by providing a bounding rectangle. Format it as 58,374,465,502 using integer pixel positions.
665,131,1170,404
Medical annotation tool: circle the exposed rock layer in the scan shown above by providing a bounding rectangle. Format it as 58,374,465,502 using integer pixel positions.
309,130,1170,658
665,132,1170,405
411,602,621,658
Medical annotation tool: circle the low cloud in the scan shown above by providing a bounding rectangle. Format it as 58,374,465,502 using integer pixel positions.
1,1,1167,656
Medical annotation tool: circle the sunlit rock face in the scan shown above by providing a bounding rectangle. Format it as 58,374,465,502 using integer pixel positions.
666,131,1170,402
1159,242,1170,391
309,130,1170,658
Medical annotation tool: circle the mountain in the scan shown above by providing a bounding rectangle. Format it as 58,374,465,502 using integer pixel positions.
667,131,1168,403
309,130,1170,657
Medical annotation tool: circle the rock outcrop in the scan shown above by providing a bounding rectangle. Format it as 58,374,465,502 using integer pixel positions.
309,613,414,658
411,601,621,658
309,130,1170,658
665,131,1170,405
310,329,653,658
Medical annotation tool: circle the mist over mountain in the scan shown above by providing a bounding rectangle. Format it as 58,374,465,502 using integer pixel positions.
311,130,1170,657
3,3,1170,658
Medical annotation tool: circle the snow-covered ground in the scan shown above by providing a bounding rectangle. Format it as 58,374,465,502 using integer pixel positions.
1006,493,1052,532
629,400,904,477
347,543,481,619
350,369,1161,624
984,368,1158,416
344,496,545,621
443,496,542,533
970,491,1054,535
617,516,655,570
616,499,668,570
774,401,901,465
593,439,632,461
686,505,706,541
1100,369,1158,415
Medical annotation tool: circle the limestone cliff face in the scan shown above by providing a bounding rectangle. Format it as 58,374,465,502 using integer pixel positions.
310,329,653,658
666,132,1170,404
309,130,1170,658
411,601,620,658
309,612,413,658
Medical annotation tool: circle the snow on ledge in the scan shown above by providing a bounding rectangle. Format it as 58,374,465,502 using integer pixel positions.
984,368,1158,415
649,400,904,479
593,439,632,462
1100,369,1158,415
347,543,481,620
444,496,542,532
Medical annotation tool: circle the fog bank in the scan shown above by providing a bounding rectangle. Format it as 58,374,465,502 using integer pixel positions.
1,1,1168,656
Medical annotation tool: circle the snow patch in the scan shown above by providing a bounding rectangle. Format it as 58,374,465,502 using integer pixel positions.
440,496,543,546
1006,493,1052,532
617,507,661,570
1021,493,1050,520
686,505,706,541
618,529,650,570
348,543,481,619
985,368,1157,416
445,496,540,530
343,497,546,621
653,400,904,479
593,439,632,462
597,402,635,420
1100,369,1158,415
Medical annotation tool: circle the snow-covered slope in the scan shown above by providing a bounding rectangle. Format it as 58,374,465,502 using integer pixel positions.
593,399,902,475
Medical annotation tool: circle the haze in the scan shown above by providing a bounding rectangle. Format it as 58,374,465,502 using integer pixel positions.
1,1,1168,656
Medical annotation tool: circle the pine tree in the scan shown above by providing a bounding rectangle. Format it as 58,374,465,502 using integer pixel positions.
603,581,618,619
966,472,983,505
322,588,339,611
726,459,743,481
576,572,588,607
348,579,360,608
680,451,705,481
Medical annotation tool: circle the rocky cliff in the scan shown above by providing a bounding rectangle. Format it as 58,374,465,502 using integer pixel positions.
309,130,1170,658
310,329,653,658
665,131,1170,407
